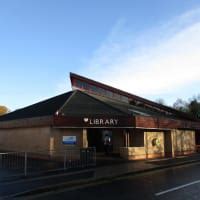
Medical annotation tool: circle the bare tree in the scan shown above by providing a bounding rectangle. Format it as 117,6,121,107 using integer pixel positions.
173,98,188,112
155,98,166,105
173,95,200,119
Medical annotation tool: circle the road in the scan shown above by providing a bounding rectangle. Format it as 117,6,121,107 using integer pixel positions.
33,162,200,200
0,170,94,199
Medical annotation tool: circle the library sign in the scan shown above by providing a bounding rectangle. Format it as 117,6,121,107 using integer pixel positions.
53,116,134,128
83,117,118,126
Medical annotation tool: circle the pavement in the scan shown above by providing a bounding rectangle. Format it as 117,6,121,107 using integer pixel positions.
93,153,200,179
2,153,200,199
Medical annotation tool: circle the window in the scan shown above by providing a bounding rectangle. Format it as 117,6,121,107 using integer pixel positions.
121,95,129,103
113,93,121,100
131,130,144,147
76,80,83,88
106,90,113,98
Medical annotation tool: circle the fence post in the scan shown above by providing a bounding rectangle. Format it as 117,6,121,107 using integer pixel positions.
24,152,27,177
94,147,96,166
64,151,67,170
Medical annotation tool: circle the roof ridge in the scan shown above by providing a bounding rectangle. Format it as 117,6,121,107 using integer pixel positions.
58,90,78,114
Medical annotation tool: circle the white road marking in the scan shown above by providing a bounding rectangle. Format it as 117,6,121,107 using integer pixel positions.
155,180,200,196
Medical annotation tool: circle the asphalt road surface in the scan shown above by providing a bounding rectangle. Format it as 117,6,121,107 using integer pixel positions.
0,170,94,198
34,162,200,200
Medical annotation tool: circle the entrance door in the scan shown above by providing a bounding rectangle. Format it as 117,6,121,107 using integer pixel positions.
87,129,112,153
195,130,200,144
87,129,103,152
164,131,172,157
195,130,200,152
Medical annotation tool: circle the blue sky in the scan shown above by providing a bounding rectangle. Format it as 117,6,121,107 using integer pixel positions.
1,0,200,110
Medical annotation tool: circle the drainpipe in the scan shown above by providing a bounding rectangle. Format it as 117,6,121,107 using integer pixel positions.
145,132,148,160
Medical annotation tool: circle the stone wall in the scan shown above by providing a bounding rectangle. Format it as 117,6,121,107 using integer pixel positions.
0,126,196,160
172,129,195,156
120,147,146,160
120,130,165,160
0,127,51,152
144,131,165,159
49,128,86,160
50,128,84,152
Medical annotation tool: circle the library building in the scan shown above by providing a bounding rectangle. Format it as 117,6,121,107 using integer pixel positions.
0,73,200,160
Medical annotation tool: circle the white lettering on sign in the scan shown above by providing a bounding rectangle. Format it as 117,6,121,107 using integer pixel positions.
83,118,118,126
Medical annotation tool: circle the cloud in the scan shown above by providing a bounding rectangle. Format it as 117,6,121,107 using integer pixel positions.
84,8,200,100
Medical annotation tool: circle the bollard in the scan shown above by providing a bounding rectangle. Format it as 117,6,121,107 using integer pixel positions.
24,152,27,176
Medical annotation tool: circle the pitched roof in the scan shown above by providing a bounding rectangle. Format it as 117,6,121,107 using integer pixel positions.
0,89,197,125
0,90,128,122
0,91,73,121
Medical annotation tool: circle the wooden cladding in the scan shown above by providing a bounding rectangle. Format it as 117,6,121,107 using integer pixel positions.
135,116,200,129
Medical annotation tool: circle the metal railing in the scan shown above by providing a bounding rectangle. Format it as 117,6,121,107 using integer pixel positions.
196,145,200,153
0,147,96,178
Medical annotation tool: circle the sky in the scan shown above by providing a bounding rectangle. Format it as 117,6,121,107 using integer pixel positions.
1,0,200,110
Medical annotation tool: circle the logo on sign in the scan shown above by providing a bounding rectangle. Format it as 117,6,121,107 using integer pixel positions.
83,118,89,122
